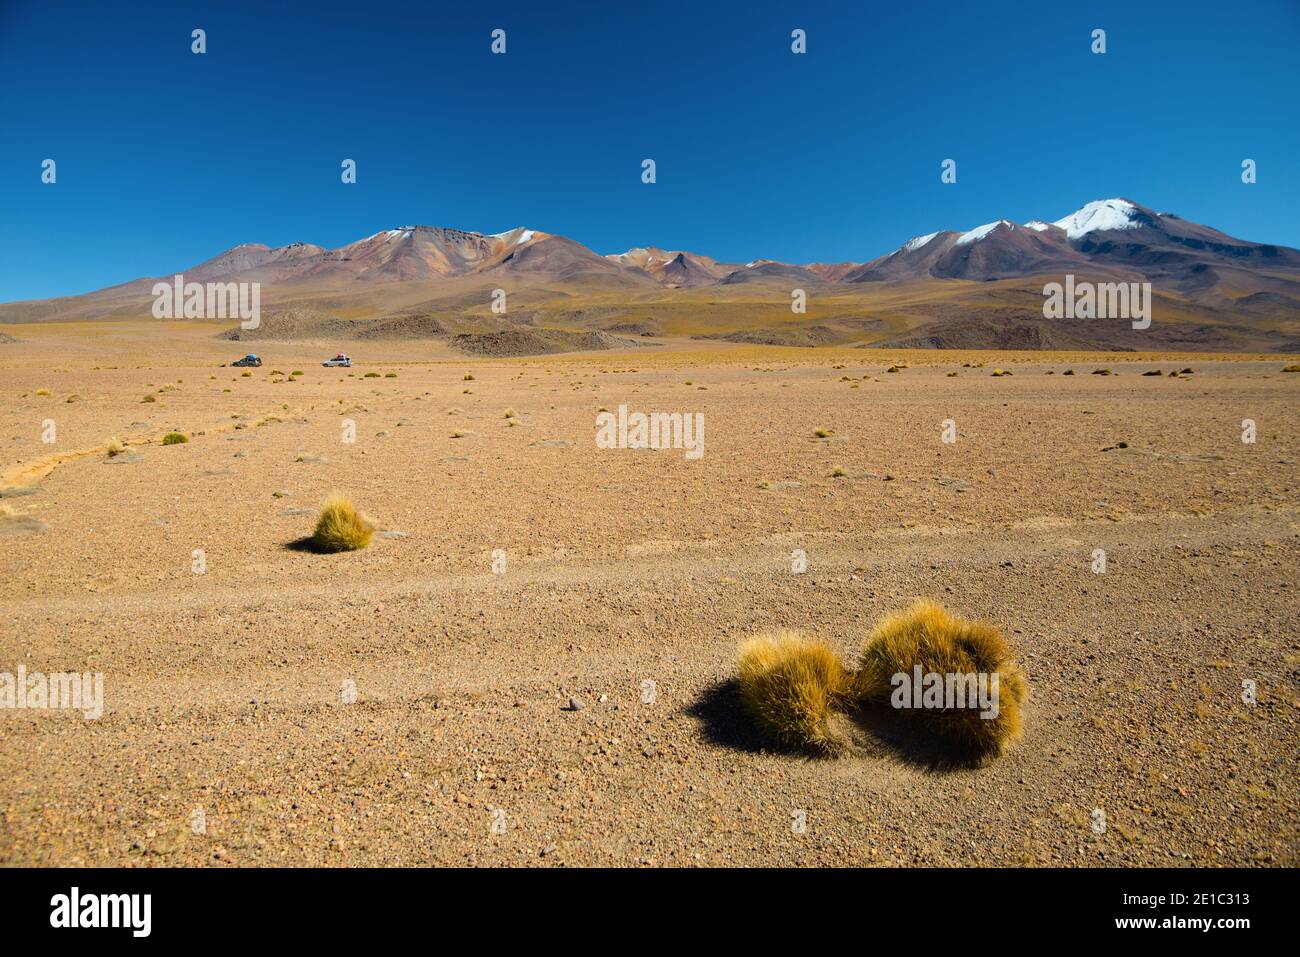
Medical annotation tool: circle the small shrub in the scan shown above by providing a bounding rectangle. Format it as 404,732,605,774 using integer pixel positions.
463,373,474,381
814,428,833,438
384,372,397,378
291,370,304,376
853,599,1026,761
161,432,188,445
503,408,518,419
106,437,126,457
1142,370,1162,376
364,372,380,378
311,493,374,553
241,371,252,377
1282,364,1300,373
738,633,852,754
141,394,157,403
35,388,51,396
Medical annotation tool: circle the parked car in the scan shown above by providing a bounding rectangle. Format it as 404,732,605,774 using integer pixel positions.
322,353,352,368
230,354,262,367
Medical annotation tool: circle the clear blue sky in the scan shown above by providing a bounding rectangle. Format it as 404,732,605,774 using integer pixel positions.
1,0,1297,301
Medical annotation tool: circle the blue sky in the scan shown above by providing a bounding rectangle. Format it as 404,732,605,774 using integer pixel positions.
1,0,1297,301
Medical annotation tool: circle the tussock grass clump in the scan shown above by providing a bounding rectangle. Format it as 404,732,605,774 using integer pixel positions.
1142,369,1163,376
503,407,518,419
738,632,852,754
384,372,397,378
854,599,1026,760
814,428,833,438
1282,364,1300,373
35,388,51,397
106,437,126,457
364,371,380,378
990,368,1011,377
311,493,374,552
463,373,474,381
161,432,187,445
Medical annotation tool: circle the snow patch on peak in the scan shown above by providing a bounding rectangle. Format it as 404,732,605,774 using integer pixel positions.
1024,221,1052,232
903,232,939,252
955,220,1012,246
490,227,537,246
1052,199,1140,239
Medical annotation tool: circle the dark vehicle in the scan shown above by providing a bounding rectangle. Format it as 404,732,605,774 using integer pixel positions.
230,354,262,367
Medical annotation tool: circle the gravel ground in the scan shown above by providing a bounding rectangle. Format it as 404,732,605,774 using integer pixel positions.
1,325,1296,866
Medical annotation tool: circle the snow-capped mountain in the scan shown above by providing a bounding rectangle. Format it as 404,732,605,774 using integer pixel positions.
3,200,1296,354
844,198,1300,290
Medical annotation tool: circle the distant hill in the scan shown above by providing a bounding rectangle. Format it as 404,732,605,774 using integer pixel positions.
3,199,1297,353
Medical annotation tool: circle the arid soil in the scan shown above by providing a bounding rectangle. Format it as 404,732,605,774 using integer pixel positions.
1,321,1296,866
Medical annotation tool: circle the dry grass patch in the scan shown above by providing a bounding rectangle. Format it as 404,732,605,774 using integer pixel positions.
311,493,374,552
854,599,1026,761
161,432,188,445
737,632,852,755
105,437,126,457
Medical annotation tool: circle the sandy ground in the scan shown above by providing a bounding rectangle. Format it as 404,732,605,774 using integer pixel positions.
1,321,1297,867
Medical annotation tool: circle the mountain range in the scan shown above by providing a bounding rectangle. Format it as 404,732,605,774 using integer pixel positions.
3,199,1298,353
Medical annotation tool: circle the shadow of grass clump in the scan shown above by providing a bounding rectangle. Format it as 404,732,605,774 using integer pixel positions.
686,679,774,755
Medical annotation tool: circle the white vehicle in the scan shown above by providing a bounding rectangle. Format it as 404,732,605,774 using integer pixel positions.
322,353,352,368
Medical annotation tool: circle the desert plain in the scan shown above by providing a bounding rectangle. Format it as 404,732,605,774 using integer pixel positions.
1,320,1296,866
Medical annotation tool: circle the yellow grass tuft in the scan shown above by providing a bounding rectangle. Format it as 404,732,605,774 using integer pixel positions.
737,632,852,755
161,432,187,445
35,388,51,396
854,600,1026,760
311,493,374,553
106,437,125,457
